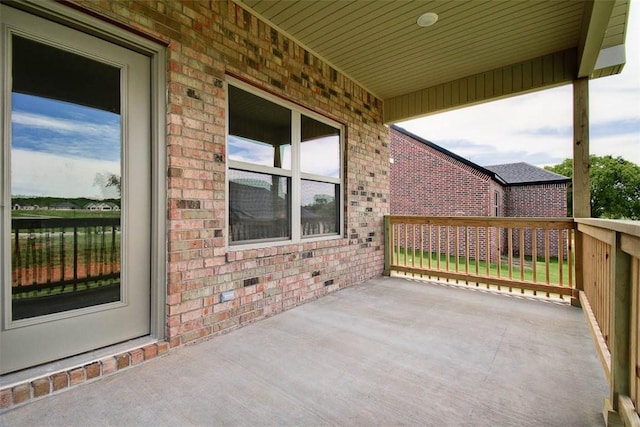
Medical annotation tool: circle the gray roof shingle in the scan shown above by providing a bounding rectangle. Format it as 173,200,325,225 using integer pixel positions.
484,162,570,185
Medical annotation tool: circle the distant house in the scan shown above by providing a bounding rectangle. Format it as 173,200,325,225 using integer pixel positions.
11,203,40,211
85,202,119,211
390,125,570,258
390,125,569,218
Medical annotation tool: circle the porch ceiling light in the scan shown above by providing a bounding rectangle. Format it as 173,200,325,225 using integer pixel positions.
417,12,438,27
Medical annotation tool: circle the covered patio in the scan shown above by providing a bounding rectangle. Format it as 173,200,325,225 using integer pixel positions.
0,1,635,425
0,276,607,426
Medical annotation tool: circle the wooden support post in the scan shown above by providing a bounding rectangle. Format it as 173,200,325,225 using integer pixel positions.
573,78,591,219
604,234,632,426
383,216,391,276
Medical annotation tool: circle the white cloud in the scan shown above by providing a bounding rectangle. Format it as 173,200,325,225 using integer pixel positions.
398,4,640,167
12,111,119,140
11,149,120,198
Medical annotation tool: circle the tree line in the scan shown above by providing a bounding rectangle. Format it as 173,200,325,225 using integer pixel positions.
545,155,640,220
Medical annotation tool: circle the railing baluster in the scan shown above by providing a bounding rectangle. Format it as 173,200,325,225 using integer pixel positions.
386,216,577,300
558,228,564,290
568,228,573,288
10,218,120,301
454,226,460,276
13,227,22,287
45,230,52,284
419,224,424,271
475,226,482,280
485,226,490,283
465,226,470,280
60,228,66,287
519,228,525,287
73,225,79,291
427,224,432,270
545,228,550,288
445,226,450,279
532,228,538,292
436,225,441,271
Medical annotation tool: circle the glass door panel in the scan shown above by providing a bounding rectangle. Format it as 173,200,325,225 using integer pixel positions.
10,36,123,320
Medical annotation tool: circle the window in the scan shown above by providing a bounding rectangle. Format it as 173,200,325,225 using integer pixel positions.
228,82,342,245
494,191,500,216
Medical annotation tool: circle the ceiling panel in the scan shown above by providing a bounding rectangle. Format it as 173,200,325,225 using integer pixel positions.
239,0,629,120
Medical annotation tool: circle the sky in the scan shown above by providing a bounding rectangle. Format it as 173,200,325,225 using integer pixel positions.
11,93,121,198
398,4,640,168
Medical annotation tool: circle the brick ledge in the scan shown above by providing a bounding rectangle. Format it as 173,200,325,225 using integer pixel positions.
0,340,169,413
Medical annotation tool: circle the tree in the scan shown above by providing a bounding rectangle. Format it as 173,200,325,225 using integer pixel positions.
105,174,121,194
94,172,121,198
545,155,640,220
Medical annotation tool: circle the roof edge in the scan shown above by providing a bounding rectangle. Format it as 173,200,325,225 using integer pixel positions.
390,125,507,186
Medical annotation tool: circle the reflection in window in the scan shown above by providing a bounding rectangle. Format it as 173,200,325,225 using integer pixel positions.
301,180,339,236
301,115,340,178
10,35,122,320
228,84,342,245
229,169,290,242
228,85,291,169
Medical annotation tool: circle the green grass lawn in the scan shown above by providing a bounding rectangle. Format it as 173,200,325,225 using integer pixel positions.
395,248,573,286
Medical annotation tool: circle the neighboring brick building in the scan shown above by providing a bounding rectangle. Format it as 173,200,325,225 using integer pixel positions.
390,125,569,219
483,163,570,219
390,125,570,259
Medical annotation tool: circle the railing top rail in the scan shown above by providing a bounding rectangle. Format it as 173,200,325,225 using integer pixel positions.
574,218,640,238
386,215,575,228
12,217,120,229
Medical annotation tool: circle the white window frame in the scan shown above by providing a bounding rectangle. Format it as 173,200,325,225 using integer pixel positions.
226,77,344,249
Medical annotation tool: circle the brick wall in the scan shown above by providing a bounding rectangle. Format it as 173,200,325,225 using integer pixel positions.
504,184,569,258
73,0,389,347
505,184,568,218
390,127,503,217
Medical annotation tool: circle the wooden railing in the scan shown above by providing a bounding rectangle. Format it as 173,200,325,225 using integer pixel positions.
11,217,121,319
384,216,576,300
12,217,121,293
576,219,640,425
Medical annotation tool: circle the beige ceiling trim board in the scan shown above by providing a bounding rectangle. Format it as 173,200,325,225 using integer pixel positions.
384,48,577,124
577,0,617,78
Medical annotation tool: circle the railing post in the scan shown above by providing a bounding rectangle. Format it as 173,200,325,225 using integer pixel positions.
573,224,583,307
604,232,632,426
383,216,391,276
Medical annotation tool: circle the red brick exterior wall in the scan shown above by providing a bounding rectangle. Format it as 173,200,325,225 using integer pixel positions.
69,1,389,347
390,128,503,217
504,184,569,258
505,184,568,218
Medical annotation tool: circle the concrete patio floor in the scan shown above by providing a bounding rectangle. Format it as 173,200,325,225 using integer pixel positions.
0,276,607,426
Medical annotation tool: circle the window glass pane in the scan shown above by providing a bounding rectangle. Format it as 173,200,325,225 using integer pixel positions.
301,115,340,178
10,36,122,320
229,169,290,243
228,86,291,169
301,180,339,236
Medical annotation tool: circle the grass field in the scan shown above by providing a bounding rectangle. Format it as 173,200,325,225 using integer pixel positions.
395,248,573,286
